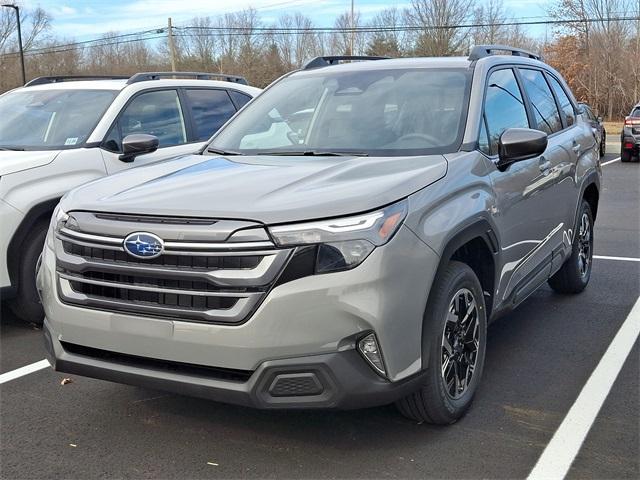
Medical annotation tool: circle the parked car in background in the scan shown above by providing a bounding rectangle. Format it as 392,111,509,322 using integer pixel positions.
621,102,640,162
579,102,606,157
39,47,601,424
0,72,260,323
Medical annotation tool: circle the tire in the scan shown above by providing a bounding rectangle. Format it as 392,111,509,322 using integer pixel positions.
548,200,594,294
599,132,606,157
8,221,48,325
396,261,487,424
621,149,632,162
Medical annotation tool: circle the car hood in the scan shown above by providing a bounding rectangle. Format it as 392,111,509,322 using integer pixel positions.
61,154,447,224
0,150,62,176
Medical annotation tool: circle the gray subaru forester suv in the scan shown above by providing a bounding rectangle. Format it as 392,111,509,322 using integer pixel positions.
38,46,601,424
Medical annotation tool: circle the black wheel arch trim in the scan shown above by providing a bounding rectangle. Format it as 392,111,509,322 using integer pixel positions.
6,197,60,287
421,216,500,370
575,170,600,231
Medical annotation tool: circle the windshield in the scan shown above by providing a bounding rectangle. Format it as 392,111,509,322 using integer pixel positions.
209,68,471,157
0,89,117,150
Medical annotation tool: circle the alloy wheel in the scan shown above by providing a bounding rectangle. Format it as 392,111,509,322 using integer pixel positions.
577,212,592,277
441,288,480,399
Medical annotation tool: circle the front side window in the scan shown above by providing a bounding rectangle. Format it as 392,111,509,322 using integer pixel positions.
106,89,187,151
549,76,576,126
0,89,117,150
185,89,237,141
519,69,562,134
482,69,529,156
208,68,471,157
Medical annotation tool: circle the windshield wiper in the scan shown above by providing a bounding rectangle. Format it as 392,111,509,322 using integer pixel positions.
257,150,368,157
0,146,25,151
206,147,241,156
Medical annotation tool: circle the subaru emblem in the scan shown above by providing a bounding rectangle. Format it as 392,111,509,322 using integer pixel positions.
123,232,164,259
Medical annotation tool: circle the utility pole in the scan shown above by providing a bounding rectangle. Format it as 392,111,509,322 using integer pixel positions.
1,3,25,85
350,0,355,55
168,17,177,72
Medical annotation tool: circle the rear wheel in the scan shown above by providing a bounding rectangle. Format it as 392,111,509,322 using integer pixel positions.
548,200,593,294
599,132,606,157
396,261,487,424
8,221,48,325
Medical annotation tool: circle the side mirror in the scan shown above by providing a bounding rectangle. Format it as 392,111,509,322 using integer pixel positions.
497,128,547,171
119,134,159,162
597,116,603,123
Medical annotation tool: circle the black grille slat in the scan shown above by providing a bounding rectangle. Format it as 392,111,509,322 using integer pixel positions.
62,241,262,270
55,218,289,324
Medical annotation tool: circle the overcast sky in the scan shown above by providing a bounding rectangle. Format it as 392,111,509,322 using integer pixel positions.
20,0,551,40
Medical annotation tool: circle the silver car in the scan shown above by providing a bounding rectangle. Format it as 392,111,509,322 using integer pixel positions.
38,46,601,424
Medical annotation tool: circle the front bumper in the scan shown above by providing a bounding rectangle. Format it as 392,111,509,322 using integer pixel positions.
39,224,440,407
43,320,428,409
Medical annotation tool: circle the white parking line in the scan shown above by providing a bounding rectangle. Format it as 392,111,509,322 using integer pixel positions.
0,359,49,385
601,156,621,166
528,296,640,480
594,255,640,263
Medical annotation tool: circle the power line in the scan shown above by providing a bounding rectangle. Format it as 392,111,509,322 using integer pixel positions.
1,15,638,58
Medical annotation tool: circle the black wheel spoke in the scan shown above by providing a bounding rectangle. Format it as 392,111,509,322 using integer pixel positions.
441,288,480,399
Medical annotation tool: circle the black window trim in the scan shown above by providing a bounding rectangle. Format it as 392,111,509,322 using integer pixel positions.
478,65,531,159
226,88,253,110
180,86,239,143
515,66,565,137
101,86,194,153
541,69,579,132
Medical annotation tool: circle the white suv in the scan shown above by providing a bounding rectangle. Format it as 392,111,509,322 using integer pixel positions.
0,72,260,323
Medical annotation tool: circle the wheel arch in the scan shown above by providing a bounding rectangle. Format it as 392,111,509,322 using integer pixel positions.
421,218,499,370
7,197,60,286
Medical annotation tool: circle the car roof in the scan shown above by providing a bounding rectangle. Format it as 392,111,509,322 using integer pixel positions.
17,79,260,94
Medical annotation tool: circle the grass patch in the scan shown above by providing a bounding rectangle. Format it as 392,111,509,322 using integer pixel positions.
603,121,623,136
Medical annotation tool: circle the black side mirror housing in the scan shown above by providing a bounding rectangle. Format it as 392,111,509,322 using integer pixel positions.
119,134,159,162
597,116,603,123
497,128,547,171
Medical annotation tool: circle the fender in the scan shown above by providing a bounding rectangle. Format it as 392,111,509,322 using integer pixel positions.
6,197,61,287
421,217,500,371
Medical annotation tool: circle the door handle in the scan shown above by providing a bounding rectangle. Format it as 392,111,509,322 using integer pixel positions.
571,141,581,154
539,157,552,173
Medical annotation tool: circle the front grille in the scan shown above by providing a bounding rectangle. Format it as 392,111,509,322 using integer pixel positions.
61,341,253,382
55,212,292,324
63,241,262,270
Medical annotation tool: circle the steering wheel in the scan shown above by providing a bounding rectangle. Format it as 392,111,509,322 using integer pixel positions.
396,132,440,146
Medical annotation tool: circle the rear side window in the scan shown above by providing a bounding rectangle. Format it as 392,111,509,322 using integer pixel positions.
482,69,529,155
632,108,640,118
185,89,237,141
519,69,562,134
229,90,252,109
108,89,187,150
548,76,576,127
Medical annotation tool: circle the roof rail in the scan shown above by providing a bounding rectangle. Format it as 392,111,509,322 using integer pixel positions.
24,75,129,87
303,55,390,70
126,72,248,85
468,45,543,62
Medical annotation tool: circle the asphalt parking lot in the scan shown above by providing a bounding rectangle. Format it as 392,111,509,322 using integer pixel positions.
1,148,638,479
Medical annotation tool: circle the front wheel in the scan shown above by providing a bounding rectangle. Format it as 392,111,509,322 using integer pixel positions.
548,200,594,294
8,221,48,325
396,261,487,424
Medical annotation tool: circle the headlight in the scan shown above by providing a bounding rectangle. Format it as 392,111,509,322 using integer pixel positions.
46,205,68,249
269,199,407,273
